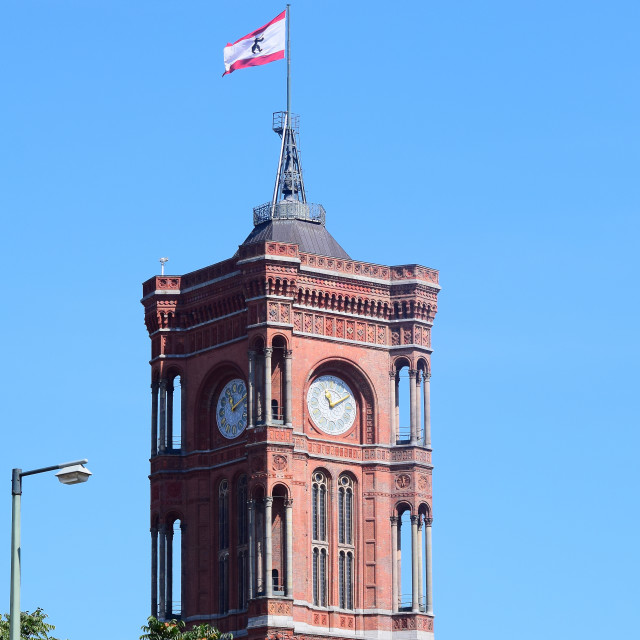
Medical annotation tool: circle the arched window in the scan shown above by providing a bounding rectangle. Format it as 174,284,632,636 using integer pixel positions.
338,475,354,545
219,480,229,550
218,553,229,614
312,472,327,542
237,550,247,610
312,471,329,606
237,476,248,545
338,475,355,609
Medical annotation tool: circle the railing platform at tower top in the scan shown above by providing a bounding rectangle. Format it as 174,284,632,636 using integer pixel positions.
399,594,427,612
253,200,326,226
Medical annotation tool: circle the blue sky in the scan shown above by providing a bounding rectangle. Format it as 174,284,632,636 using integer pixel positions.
1,1,638,639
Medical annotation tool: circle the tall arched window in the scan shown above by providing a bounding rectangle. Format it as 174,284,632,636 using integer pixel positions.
218,479,229,614
338,475,355,609
312,471,328,606
219,480,229,550
237,476,248,545
236,476,248,609
218,553,229,614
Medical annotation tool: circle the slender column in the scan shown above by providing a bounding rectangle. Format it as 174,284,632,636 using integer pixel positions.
285,498,294,596
417,518,424,611
411,514,419,612
395,374,400,441
284,350,293,426
397,518,402,610
264,497,273,597
425,517,434,615
389,371,396,445
159,380,167,453
264,348,273,426
248,351,256,428
166,381,174,450
256,355,263,424
151,527,158,616
180,522,187,619
390,516,398,612
415,372,422,444
158,524,166,618
423,373,432,448
248,500,255,599
409,370,417,444
256,505,264,594
166,525,174,616
151,381,159,456
180,377,187,450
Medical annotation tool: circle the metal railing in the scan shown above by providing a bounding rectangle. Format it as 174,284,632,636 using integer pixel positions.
396,427,425,445
253,200,325,226
399,595,426,612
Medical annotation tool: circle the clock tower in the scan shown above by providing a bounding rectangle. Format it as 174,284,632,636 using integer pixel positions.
142,112,440,640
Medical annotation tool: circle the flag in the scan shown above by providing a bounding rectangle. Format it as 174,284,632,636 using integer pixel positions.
223,10,286,77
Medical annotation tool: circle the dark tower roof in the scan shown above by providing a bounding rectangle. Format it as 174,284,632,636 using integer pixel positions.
241,217,350,259
245,112,350,259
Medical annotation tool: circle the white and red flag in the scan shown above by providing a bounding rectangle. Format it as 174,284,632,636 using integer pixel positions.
223,10,286,77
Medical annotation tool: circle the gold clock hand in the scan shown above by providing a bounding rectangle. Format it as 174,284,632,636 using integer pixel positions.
331,394,350,408
231,394,247,412
324,390,334,406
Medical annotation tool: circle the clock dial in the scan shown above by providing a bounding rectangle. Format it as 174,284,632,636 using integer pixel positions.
307,375,356,435
216,378,248,439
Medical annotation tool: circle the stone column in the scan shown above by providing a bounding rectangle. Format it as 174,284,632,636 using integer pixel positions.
248,351,255,429
159,380,167,453
166,524,173,616
397,518,402,609
395,374,400,440
180,522,187,619
423,373,431,448
264,348,273,426
411,515,419,612
264,497,273,597
415,372,422,444
284,350,293,427
285,498,294,596
256,354,263,424
166,380,174,450
151,381,159,457
247,500,255,599
425,517,434,615
151,526,158,616
417,518,424,611
158,524,166,618
389,371,396,445
409,370,417,444
390,516,398,612
180,377,187,450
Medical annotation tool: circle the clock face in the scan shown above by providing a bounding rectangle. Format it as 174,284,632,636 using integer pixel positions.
216,378,248,439
307,375,356,435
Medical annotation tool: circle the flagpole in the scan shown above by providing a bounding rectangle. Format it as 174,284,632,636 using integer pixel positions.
286,3,291,130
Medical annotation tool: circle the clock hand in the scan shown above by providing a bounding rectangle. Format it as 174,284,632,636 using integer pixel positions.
231,394,247,412
330,394,350,409
324,390,334,405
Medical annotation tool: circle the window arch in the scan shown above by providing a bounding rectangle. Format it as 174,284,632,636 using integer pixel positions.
311,471,329,606
338,474,355,609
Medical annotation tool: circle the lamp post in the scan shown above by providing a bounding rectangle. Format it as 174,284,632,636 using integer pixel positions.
9,459,92,640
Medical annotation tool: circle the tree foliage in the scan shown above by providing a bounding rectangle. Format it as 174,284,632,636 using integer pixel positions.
140,617,232,640
0,608,65,640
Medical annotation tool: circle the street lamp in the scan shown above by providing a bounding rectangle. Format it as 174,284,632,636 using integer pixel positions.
9,459,92,640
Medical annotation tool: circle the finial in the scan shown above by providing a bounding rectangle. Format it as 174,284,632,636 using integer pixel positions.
159,257,169,275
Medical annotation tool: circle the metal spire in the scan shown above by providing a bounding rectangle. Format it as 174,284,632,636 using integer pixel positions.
252,4,325,228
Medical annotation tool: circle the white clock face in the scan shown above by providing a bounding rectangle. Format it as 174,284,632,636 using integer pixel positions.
307,375,356,435
216,378,248,439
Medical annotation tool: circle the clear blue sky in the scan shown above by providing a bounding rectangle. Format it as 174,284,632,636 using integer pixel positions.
1,1,638,639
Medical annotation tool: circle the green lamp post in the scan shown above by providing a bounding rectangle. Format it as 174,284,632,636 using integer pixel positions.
10,459,92,640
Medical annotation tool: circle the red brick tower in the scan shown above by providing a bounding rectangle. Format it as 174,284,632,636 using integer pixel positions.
142,112,440,640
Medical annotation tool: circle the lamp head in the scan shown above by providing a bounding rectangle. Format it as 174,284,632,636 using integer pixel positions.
55,464,92,485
